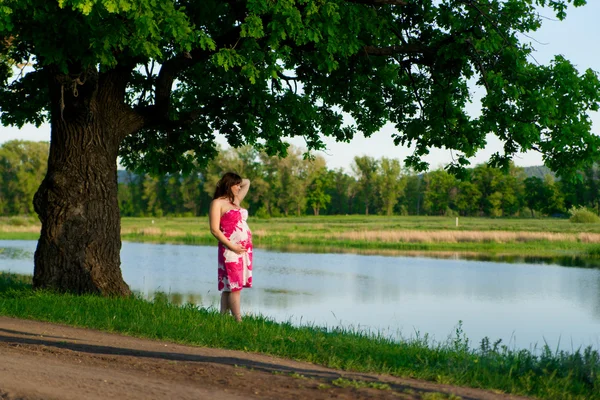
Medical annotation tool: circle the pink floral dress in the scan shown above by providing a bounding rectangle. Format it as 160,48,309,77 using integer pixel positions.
218,207,253,292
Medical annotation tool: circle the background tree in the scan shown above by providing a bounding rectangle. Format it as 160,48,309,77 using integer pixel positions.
455,181,482,216
274,147,309,216
325,168,357,215
352,155,379,215
422,169,457,216
5,141,600,218
498,165,525,217
375,157,404,216
399,173,423,215
306,165,332,216
0,140,49,215
142,175,167,218
524,176,547,217
487,191,503,217
582,165,600,214
117,174,136,217
541,174,565,216
180,172,206,216
1,0,599,295
121,172,148,217
257,151,282,217
559,170,588,213
471,165,504,216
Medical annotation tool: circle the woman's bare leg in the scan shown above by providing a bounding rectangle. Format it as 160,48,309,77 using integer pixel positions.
228,291,242,322
220,292,230,314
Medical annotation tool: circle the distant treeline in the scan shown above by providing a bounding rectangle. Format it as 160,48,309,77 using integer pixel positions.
1,140,598,218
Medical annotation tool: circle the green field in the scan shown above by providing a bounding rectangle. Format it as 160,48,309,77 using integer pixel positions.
2,215,600,260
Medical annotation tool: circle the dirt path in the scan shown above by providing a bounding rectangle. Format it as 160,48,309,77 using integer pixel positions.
0,316,532,400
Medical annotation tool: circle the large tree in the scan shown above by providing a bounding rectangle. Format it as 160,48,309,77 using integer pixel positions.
1,0,599,295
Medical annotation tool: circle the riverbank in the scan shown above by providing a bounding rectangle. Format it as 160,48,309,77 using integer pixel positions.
0,273,598,400
3,215,600,259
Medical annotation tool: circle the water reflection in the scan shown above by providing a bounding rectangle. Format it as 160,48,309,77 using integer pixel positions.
1,240,599,352
146,291,204,306
263,288,312,295
0,247,34,260
464,254,600,269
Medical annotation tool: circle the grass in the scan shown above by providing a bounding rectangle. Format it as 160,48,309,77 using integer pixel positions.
331,377,391,390
1,272,598,400
421,393,462,400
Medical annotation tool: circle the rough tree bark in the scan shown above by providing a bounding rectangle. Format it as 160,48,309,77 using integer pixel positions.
33,67,132,296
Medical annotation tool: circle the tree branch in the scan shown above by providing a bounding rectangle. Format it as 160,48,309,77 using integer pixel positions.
152,47,211,119
277,72,298,93
97,62,146,139
146,27,242,128
345,0,407,5
465,39,491,92
362,44,433,57
403,64,426,120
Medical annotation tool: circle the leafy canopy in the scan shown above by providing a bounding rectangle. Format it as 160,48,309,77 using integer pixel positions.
0,0,598,176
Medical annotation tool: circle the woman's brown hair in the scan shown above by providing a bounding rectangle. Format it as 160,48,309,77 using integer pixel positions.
213,172,242,203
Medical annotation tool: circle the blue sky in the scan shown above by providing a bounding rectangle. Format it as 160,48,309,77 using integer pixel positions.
2,2,599,172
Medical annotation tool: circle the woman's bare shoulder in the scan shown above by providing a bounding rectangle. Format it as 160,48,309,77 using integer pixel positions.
210,198,228,208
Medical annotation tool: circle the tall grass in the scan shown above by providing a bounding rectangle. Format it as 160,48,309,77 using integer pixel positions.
0,272,598,400
327,230,600,243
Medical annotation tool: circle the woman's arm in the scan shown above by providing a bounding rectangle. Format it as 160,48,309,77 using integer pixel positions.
209,200,246,254
236,178,251,204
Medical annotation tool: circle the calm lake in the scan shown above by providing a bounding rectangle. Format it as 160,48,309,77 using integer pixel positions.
2,239,600,352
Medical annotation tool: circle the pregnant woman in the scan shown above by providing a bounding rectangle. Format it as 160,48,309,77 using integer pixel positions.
209,172,252,322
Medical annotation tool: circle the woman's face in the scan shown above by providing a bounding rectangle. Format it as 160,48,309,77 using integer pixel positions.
230,183,241,197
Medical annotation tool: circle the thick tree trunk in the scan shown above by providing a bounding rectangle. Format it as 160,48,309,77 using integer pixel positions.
33,68,131,296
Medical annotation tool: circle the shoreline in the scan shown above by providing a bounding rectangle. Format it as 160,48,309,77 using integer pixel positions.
1,231,599,263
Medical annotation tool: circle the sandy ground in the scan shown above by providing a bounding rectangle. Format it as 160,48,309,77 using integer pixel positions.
0,316,533,400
